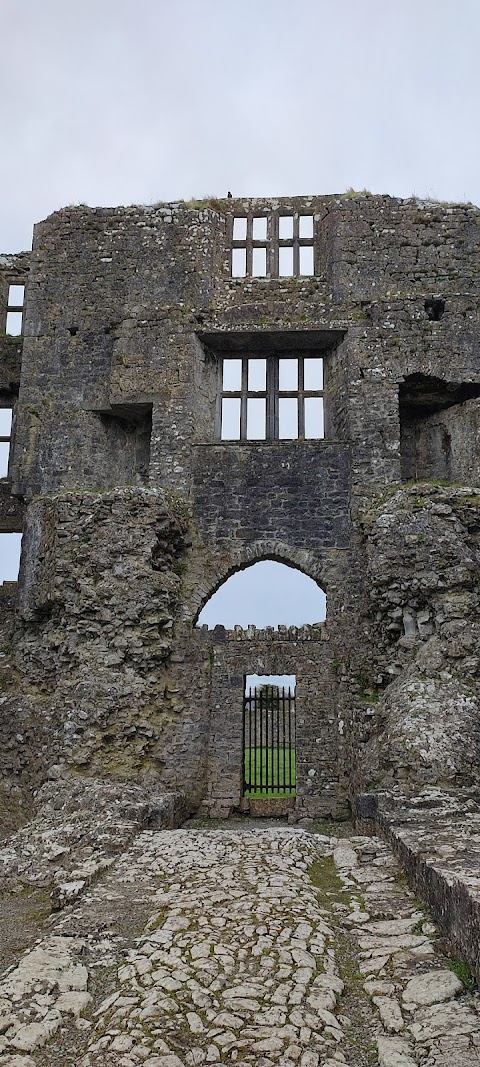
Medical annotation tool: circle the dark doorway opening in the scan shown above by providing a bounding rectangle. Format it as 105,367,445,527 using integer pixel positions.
243,674,296,798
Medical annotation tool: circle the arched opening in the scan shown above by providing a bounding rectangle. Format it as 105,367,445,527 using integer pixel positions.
196,559,326,629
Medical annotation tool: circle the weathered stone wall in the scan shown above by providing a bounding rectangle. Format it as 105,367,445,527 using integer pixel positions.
191,624,347,819
408,397,480,484
0,488,196,803
355,485,480,792
1,192,480,819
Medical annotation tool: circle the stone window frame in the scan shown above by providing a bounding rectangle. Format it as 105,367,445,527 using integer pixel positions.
230,212,315,279
217,353,324,442
6,282,25,336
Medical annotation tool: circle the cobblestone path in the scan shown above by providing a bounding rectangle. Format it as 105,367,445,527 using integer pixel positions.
0,825,479,1066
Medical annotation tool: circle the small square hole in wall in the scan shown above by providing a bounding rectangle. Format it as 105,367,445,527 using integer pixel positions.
223,358,242,392
279,358,298,391
299,215,314,238
8,284,25,307
221,397,241,440
0,532,22,582
279,397,298,439
279,247,294,277
279,216,293,240
232,248,247,278
248,358,266,391
252,247,267,277
305,396,324,439
233,217,247,241
6,312,22,336
252,217,267,241
247,397,266,439
299,246,314,276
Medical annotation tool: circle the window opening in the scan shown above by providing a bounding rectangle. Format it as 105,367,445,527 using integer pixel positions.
246,397,265,439
279,247,294,277
233,217,247,241
0,408,13,477
6,284,25,336
279,397,298,439
231,248,247,278
252,247,267,277
231,212,315,278
299,246,314,276
219,355,325,441
247,358,266,391
196,560,327,629
243,674,296,798
279,216,294,240
305,396,324,439
299,215,314,238
221,397,241,440
399,373,480,481
0,532,22,583
252,217,267,241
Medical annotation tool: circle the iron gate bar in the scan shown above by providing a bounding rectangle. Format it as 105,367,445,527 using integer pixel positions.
243,683,296,796
288,687,292,788
263,687,267,791
282,687,286,790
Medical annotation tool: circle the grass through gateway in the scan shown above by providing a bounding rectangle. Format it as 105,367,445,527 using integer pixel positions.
244,746,296,798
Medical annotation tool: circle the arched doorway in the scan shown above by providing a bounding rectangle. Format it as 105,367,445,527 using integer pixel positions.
193,558,340,819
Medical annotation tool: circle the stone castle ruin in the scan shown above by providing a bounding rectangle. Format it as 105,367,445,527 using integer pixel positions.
1,193,480,978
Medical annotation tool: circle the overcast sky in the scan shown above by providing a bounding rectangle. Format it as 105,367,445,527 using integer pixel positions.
1,0,479,616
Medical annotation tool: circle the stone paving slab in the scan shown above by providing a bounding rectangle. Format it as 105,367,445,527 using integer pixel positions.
0,824,478,1065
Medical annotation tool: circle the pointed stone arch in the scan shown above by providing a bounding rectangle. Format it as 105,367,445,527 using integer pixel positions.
193,542,327,628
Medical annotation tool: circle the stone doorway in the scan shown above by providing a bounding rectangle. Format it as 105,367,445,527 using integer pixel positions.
242,674,296,817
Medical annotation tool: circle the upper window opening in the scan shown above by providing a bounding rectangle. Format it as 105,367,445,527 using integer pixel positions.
231,212,315,278
0,408,13,477
8,285,24,307
252,247,267,277
279,247,294,278
231,248,247,278
219,355,324,441
299,215,314,239
197,560,326,629
0,532,22,583
279,216,294,240
233,217,247,241
6,284,25,336
252,217,267,241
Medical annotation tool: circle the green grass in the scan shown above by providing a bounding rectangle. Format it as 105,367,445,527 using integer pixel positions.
244,746,296,797
447,958,476,991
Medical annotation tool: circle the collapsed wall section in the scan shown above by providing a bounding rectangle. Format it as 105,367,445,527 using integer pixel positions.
354,485,480,793
0,488,200,804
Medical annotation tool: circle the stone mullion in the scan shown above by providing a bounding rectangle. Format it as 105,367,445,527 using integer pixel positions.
292,215,300,276
298,357,305,439
268,213,279,278
240,358,248,440
245,217,253,278
268,356,279,440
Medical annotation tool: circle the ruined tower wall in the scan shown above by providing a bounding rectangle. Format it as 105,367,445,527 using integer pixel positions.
1,194,480,816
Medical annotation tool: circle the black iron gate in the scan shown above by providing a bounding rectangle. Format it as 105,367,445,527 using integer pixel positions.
243,685,296,796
